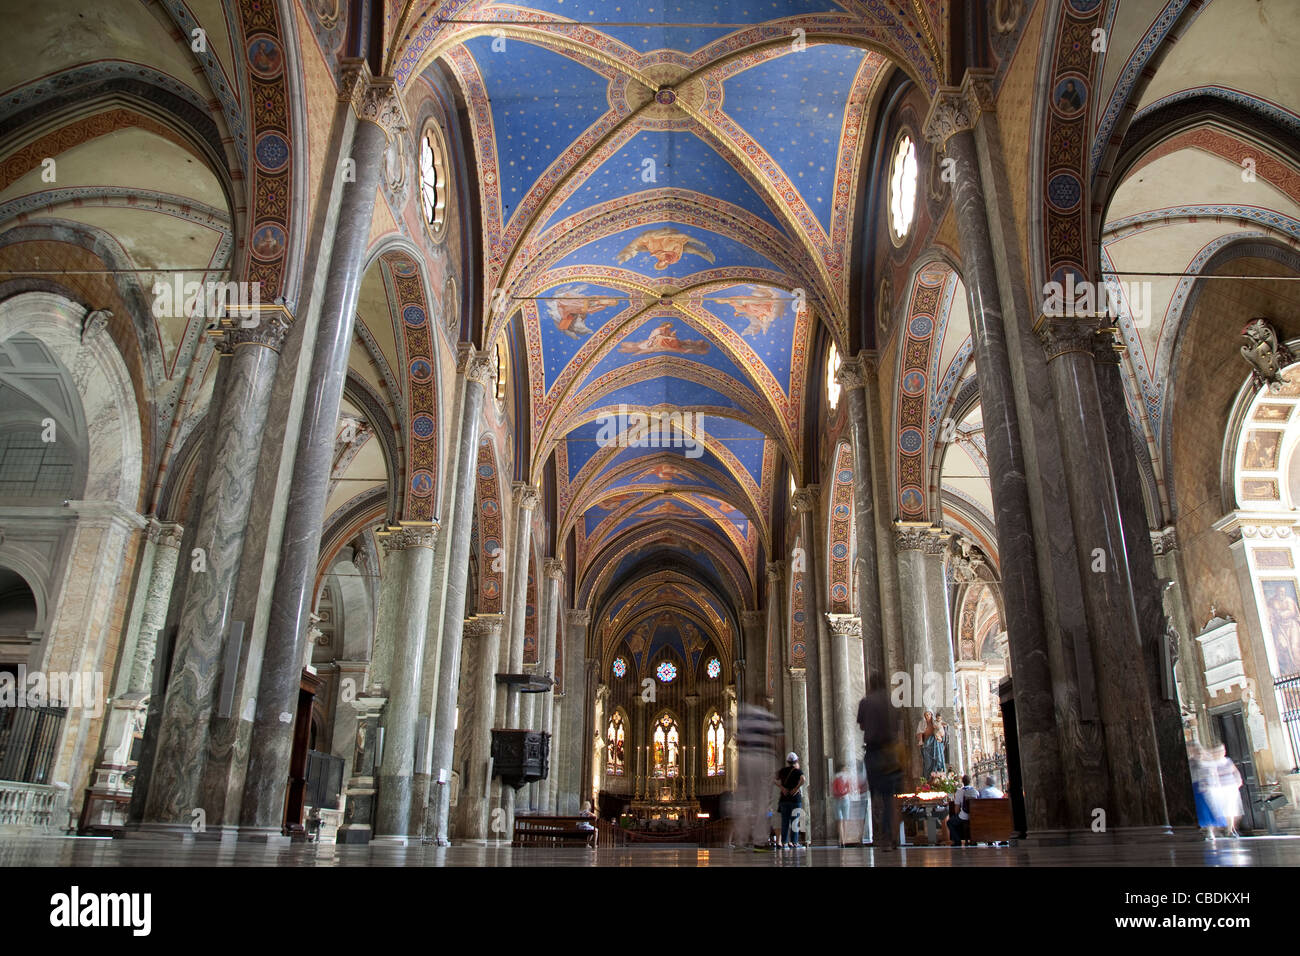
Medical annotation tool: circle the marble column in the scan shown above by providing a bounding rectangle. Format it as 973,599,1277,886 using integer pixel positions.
924,77,1068,832
836,357,887,690
1095,336,1196,827
825,613,865,776
740,610,765,707
787,666,809,838
1036,318,1169,833
140,314,289,832
371,524,439,842
559,612,591,813
240,66,402,836
457,614,503,841
127,521,184,696
860,355,907,681
429,350,495,844
792,488,827,841
337,696,385,844
504,484,540,729
537,559,564,812
1152,527,1209,742
578,652,598,808
894,524,955,783
762,563,783,709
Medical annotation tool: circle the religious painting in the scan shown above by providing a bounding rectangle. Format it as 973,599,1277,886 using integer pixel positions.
546,284,621,339
706,711,725,777
652,713,680,777
616,321,710,355
1243,430,1283,470
1260,579,1300,677
616,227,715,270
1253,403,1293,423
250,223,285,260
714,285,786,336
606,712,625,774
1254,548,1294,570
1242,478,1280,500
629,462,694,483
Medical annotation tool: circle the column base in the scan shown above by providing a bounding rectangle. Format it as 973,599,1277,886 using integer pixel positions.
369,834,410,847
234,826,292,845
336,825,372,845
123,822,235,843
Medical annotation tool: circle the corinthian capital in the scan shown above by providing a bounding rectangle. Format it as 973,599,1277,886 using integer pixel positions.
1035,316,1102,363
565,609,591,628
464,613,504,639
213,312,290,354
791,487,818,513
894,522,950,554
378,522,439,552
835,355,866,390
824,613,862,638
923,69,996,147
544,558,566,581
339,58,406,139
513,482,540,511
766,560,785,582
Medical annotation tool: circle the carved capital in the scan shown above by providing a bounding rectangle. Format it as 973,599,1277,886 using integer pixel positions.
835,355,866,390
465,352,495,387
146,518,184,550
1151,526,1178,555
513,482,540,512
740,610,765,630
766,560,785,582
894,522,950,554
378,522,439,552
923,70,995,147
543,557,565,581
1034,316,1101,363
824,613,862,638
463,613,504,639
791,486,818,513
338,58,406,139
212,312,290,353
1239,317,1295,393
566,609,591,628
787,666,807,682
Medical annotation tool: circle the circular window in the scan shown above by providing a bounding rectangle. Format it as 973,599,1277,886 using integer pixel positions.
656,661,677,683
612,657,627,679
888,133,918,245
419,121,449,242
706,657,721,679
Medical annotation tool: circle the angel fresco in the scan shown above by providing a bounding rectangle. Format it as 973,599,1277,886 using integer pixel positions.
714,285,786,336
616,227,715,271
630,462,694,483
546,284,621,339
617,321,710,355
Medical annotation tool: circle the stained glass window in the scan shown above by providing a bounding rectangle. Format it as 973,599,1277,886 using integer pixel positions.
706,711,726,777
612,657,627,679
419,123,448,239
652,714,680,778
606,712,625,775
656,660,677,682
706,657,721,679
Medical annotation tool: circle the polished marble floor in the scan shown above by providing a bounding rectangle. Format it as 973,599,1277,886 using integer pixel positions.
2,833,1297,867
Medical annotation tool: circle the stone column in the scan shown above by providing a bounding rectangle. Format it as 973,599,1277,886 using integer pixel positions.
1151,527,1209,741
1036,318,1169,833
894,524,955,783
740,610,765,707
240,65,403,836
457,614,503,841
792,488,828,840
836,357,887,690
559,611,591,813
923,76,1069,833
429,350,495,844
537,559,564,812
763,563,783,709
127,521,184,696
504,484,540,729
825,613,864,778
1094,335,1196,827
578,651,597,808
787,666,809,838
141,314,289,832
371,524,439,842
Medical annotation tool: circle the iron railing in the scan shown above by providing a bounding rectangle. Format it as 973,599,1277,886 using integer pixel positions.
0,706,66,784
1275,673,1300,773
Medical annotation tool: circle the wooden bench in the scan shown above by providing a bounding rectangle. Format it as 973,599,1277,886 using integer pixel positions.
512,814,597,848
967,797,1013,844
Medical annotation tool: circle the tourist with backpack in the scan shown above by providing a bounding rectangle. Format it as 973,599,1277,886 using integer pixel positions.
952,774,980,846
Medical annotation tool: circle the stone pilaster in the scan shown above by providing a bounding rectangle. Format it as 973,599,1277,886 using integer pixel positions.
140,315,289,834
429,351,495,844
922,75,1070,834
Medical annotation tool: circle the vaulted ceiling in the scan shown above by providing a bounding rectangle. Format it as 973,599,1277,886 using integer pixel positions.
395,1,945,628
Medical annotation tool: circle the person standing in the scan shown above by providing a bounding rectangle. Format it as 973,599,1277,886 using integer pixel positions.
775,753,805,848
952,774,979,846
978,775,1004,799
857,684,904,851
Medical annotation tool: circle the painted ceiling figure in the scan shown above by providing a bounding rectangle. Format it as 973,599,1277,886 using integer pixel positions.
629,463,694,483
547,284,620,339
617,321,710,355
715,285,786,336
616,227,715,270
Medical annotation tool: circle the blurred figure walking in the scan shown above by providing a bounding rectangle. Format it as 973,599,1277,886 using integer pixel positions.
857,682,904,851
730,703,783,850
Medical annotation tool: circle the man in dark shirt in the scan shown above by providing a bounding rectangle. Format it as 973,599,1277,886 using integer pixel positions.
857,684,904,851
